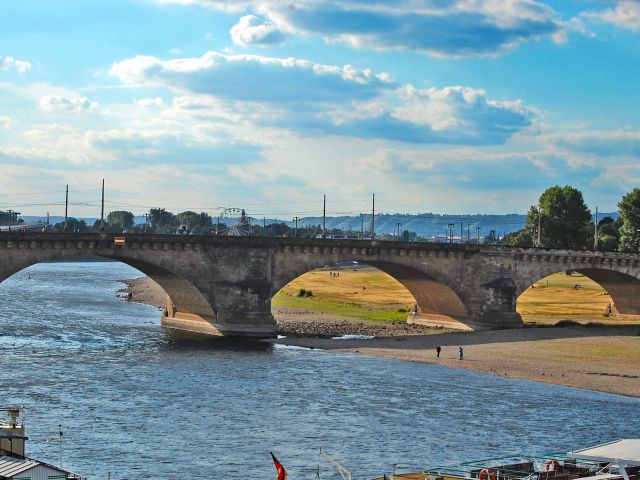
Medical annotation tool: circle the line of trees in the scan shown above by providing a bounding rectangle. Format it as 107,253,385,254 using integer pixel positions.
502,186,640,252
47,207,341,238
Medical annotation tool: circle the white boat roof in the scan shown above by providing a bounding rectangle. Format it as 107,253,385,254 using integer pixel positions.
569,439,640,466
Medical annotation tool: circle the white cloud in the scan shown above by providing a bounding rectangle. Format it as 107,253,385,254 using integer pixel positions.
230,14,286,47
153,0,572,57
543,130,640,157
110,51,532,145
110,51,395,104
135,97,164,107
0,116,12,129
0,56,31,73
39,95,98,113
584,1,640,31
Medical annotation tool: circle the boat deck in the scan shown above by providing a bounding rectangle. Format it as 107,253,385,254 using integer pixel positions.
371,474,427,480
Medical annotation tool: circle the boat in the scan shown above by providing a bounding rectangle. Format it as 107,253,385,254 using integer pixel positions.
0,406,84,480
370,439,640,480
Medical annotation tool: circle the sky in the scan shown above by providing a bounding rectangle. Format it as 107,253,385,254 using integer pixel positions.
0,0,639,219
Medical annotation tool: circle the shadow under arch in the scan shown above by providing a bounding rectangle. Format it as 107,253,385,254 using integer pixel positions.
101,255,216,319
0,254,215,321
516,267,640,318
272,259,470,327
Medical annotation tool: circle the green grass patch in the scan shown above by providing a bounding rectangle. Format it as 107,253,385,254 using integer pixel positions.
272,294,409,322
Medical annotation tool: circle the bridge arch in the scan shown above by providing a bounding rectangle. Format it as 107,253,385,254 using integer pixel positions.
0,251,216,323
516,266,640,317
271,258,470,325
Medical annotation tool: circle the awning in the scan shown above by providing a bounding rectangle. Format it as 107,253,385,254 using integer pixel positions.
569,440,640,466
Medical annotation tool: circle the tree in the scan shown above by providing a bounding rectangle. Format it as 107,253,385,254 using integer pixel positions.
537,185,592,249
107,210,135,230
618,188,640,252
52,217,88,232
148,208,177,233
596,216,621,251
176,211,212,234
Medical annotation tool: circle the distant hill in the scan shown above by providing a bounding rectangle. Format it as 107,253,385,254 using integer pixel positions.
18,212,618,238
289,212,618,238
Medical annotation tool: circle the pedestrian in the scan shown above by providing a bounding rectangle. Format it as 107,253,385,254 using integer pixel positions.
459,346,464,360
436,346,441,358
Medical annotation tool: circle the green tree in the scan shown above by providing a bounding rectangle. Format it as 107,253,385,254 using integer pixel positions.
596,216,621,251
176,211,212,234
107,210,134,230
148,208,177,233
618,188,640,252
536,185,592,249
52,217,88,232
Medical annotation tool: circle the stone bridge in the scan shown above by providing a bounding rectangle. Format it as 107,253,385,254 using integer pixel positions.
1,232,639,337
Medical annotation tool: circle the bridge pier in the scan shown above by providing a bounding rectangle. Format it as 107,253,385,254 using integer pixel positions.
160,284,277,337
473,277,523,329
160,311,277,337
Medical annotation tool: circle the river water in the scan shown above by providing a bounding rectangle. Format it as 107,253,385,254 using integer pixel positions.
0,261,638,480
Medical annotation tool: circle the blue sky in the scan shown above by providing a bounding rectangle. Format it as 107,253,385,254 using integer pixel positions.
0,0,639,218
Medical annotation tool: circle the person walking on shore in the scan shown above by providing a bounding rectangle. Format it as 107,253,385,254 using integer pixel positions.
436,346,441,358
459,346,464,360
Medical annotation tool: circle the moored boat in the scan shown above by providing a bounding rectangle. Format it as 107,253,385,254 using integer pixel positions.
370,439,640,480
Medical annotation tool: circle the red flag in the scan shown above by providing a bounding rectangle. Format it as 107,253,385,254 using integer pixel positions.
271,452,288,480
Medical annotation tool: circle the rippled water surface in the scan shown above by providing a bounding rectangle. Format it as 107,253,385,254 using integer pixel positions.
0,261,638,479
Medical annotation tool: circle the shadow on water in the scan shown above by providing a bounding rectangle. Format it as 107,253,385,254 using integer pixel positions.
163,329,273,353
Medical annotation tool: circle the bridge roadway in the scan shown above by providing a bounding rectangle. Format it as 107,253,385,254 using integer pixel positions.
1,232,639,337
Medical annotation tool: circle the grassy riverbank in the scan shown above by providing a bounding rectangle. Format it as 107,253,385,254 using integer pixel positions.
272,266,415,322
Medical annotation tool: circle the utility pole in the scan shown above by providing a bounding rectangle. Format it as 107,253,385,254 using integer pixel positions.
64,185,69,232
370,193,375,240
360,216,364,238
594,206,598,251
143,213,150,233
460,223,464,243
467,223,471,243
476,226,481,244
100,179,105,232
396,222,402,241
322,194,326,239
294,216,299,237
7,209,14,231
448,223,454,243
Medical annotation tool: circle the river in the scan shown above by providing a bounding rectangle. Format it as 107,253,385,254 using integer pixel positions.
0,261,638,479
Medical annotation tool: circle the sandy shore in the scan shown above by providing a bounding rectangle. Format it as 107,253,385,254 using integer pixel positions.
118,276,166,308
119,276,640,398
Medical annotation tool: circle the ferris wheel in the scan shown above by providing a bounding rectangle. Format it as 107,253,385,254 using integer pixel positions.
218,207,252,236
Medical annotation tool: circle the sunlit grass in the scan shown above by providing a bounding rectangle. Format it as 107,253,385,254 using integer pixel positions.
272,266,414,322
